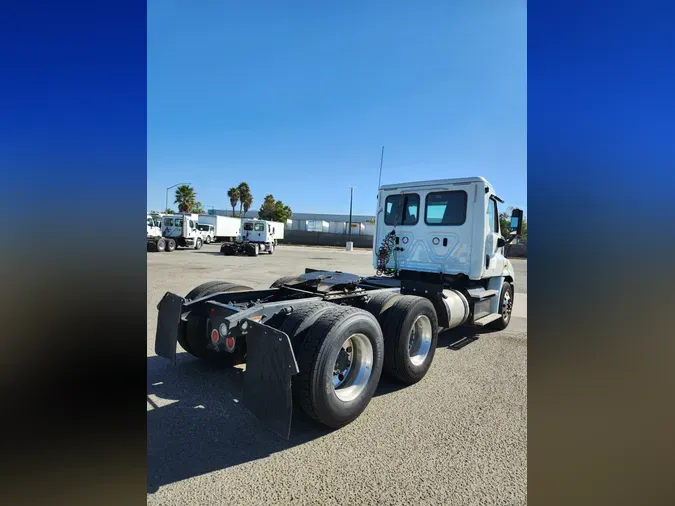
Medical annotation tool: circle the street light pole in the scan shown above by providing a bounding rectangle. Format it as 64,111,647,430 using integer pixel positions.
166,182,190,212
348,186,354,243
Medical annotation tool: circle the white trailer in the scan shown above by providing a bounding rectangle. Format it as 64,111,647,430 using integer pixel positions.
198,215,241,242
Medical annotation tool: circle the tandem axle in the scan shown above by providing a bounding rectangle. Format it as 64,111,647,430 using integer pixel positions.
155,268,513,438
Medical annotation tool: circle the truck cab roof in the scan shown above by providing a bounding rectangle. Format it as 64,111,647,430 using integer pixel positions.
379,176,489,191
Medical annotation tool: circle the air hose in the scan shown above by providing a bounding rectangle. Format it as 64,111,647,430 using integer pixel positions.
376,230,398,276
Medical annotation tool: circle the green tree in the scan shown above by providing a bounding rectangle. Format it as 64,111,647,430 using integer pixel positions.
366,217,376,224
192,201,205,214
237,182,253,217
174,184,197,212
163,208,174,214
258,194,292,222
227,187,240,217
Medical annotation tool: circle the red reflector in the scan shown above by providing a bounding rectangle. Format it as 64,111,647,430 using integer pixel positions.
226,337,235,349
210,329,219,343
210,308,215,313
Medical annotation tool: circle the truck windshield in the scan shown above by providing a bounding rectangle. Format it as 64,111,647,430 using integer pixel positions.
244,223,253,231
254,223,264,231
197,225,209,231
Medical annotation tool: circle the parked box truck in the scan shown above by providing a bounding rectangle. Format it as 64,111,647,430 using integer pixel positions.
198,215,241,242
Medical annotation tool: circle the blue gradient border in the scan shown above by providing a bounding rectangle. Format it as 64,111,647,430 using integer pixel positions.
529,2,675,506
0,1,147,505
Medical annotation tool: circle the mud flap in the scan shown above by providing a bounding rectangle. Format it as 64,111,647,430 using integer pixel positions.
243,320,299,439
154,292,185,365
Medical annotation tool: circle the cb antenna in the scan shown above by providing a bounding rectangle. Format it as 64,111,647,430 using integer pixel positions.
377,146,385,190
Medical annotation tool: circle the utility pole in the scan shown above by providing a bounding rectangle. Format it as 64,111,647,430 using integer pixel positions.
348,186,354,244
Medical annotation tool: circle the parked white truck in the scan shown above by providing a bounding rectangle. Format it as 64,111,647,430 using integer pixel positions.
196,223,215,244
155,176,522,438
220,218,284,256
147,214,173,252
161,213,205,250
197,215,241,243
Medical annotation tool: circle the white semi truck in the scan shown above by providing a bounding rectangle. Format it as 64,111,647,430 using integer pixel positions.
197,215,241,243
155,176,522,438
219,218,284,256
160,213,205,250
147,214,173,252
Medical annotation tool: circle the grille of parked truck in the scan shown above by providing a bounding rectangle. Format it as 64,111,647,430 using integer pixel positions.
155,177,523,438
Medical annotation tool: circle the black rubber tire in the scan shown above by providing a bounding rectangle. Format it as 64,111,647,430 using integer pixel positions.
247,244,259,257
363,291,402,323
266,301,336,351
205,236,211,244
166,238,176,252
293,305,384,429
381,295,439,385
195,238,203,250
269,275,297,288
221,244,235,256
180,281,252,365
156,239,166,252
489,282,514,330
268,244,274,254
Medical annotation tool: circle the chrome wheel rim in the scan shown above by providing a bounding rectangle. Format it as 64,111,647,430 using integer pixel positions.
502,290,513,322
408,315,432,366
332,333,373,402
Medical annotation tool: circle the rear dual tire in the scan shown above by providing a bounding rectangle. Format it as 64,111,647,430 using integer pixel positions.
268,304,384,429
380,296,439,385
363,292,439,385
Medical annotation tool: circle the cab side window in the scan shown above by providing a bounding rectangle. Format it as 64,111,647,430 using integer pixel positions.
487,198,499,234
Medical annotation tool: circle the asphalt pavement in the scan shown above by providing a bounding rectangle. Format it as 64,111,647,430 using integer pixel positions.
147,244,527,505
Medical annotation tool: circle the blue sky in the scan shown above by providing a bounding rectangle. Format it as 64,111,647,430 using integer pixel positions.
147,0,526,216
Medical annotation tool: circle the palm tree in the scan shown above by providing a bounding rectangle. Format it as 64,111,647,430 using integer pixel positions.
174,184,196,213
242,192,253,217
227,187,240,217
237,182,251,217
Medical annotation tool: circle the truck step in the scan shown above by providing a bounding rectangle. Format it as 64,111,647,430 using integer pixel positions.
467,288,499,300
473,313,502,327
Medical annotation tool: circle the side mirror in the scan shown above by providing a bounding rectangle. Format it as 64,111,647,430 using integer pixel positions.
497,237,506,248
510,208,524,237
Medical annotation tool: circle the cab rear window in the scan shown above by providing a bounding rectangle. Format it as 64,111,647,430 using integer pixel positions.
244,223,253,231
384,193,420,226
254,223,264,231
424,191,467,226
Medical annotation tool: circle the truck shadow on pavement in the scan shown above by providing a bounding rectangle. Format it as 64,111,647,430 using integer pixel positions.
147,325,491,493
147,354,334,494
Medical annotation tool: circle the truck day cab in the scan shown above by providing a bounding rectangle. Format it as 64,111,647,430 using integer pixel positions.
155,177,522,438
220,218,284,256
161,213,205,250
